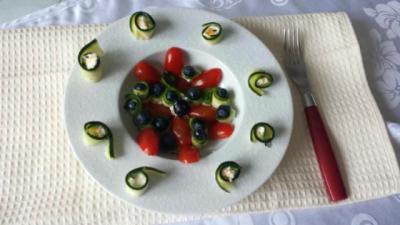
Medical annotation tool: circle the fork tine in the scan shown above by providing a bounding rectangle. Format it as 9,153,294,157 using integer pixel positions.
296,27,300,64
292,27,295,63
283,29,287,52
294,27,298,64
296,26,300,52
283,27,301,65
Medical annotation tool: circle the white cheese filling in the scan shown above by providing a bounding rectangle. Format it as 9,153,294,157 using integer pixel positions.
82,52,99,70
256,77,270,87
137,15,153,30
256,126,266,138
203,25,220,39
222,166,238,182
88,125,106,138
128,172,147,188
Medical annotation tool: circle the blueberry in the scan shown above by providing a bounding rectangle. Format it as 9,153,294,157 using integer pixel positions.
124,99,137,111
194,129,208,141
187,87,202,100
162,71,177,86
166,90,179,102
217,105,231,119
173,100,190,117
152,117,170,132
133,111,152,127
182,65,197,78
191,118,206,131
160,132,177,150
150,82,165,97
216,87,229,98
134,82,147,91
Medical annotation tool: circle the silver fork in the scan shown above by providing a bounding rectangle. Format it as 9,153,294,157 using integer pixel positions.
283,28,347,202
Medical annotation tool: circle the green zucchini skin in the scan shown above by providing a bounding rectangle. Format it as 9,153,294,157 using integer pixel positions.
161,72,178,90
78,39,104,82
202,22,223,44
211,88,230,108
202,89,213,106
83,121,115,159
216,105,236,123
125,94,143,115
215,161,241,192
130,11,156,40
125,167,166,197
161,89,179,107
125,168,149,197
250,122,275,147
248,71,274,96
181,66,200,82
133,81,150,100
191,133,208,148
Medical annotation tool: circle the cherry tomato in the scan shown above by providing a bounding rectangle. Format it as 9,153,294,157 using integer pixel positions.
164,47,185,77
178,145,200,164
209,122,234,140
171,117,191,146
191,68,222,89
143,102,172,117
189,105,216,122
136,128,160,155
133,61,161,84
176,77,191,92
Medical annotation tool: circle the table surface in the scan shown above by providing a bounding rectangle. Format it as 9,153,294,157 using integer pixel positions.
1,0,400,225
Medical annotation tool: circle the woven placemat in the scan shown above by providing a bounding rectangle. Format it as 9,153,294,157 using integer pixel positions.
0,12,399,225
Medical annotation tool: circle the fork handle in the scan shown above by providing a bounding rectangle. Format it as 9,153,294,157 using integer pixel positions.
305,105,347,202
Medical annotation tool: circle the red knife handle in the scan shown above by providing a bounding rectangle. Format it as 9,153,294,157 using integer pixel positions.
305,105,347,202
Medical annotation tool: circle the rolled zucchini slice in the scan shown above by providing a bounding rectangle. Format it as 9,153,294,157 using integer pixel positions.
130,11,156,40
125,167,166,197
162,89,179,107
248,71,273,96
191,129,208,148
211,87,230,108
216,161,241,192
124,94,143,115
150,82,166,103
202,89,213,106
189,118,206,131
133,81,150,100
250,122,275,147
78,39,104,82
216,104,236,123
202,22,223,44
181,65,200,82
83,121,114,159
161,71,177,89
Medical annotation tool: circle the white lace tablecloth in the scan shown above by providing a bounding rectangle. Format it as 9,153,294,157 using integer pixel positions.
1,1,400,225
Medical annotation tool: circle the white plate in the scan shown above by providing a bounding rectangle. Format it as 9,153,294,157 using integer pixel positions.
64,7,293,214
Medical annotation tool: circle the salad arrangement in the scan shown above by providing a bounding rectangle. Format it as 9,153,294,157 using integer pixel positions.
125,47,236,164
77,11,276,196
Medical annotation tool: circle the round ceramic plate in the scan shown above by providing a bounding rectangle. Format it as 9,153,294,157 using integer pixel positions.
64,7,293,214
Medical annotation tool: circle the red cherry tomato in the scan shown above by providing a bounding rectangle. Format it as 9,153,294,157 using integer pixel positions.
191,68,222,89
133,61,161,84
143,102,172,117
171,117,191,146
136,128,159,155
164,47,185,77
176,77,191,92
178,145,200,164
209,122,234,140
189,105,216,122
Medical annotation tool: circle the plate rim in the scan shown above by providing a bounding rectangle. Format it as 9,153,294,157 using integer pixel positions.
64,7,294,214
